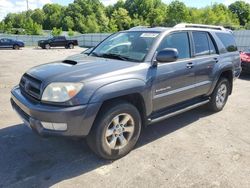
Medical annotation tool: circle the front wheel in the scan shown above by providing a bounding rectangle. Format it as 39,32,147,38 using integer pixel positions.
13,44,19,50
207,78,230,112
86,101,141,160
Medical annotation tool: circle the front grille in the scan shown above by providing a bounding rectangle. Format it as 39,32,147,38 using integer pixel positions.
19,74,42,100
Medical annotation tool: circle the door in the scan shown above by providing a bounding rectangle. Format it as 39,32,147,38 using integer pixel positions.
0,39,11,48
54,37,66,47
191,31,219,96
152,32,196,111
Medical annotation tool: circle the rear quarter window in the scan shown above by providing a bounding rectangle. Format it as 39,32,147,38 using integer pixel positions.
216,32,237,52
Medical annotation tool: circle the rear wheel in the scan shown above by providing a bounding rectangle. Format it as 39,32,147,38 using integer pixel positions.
207,78,230,112
13,44,19,50
86,101,141,160
45,44,50,49
68,43,74,49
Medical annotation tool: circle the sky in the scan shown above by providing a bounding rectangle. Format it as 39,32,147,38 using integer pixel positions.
1,0,250,20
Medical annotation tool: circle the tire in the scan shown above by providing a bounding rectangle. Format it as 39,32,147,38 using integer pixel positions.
13,44,19,50
45,44,50,49
86,101,142,160
207,78,230,112
68,43,74,49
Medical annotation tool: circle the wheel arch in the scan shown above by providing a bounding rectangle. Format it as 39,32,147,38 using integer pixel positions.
88,79,151,127
209,68,234,96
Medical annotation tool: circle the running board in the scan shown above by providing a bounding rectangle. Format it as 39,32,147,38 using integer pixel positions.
148,99,210,124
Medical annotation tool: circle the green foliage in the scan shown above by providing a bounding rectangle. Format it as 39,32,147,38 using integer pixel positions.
166,0,190,26
229,1,250,26
111,8,131,31
1,0,250,35
68,28,75,36
51,27,62,36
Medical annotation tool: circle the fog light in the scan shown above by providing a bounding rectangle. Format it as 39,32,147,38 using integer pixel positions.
41,122,54,130
41,122,67,131
52,123,67,131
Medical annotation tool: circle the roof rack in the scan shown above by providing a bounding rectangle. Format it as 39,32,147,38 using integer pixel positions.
129,26,150,30
174,23,226,31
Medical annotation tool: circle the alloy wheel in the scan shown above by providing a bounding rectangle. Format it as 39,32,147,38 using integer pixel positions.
105,113,135,149
216,83,227,109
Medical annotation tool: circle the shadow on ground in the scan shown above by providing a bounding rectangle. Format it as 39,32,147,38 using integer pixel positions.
239,73,250,81
0,48,24,51
0,107,212,187
33,47,77,50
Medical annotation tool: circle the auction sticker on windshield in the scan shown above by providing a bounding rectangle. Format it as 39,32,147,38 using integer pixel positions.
140,33,159,38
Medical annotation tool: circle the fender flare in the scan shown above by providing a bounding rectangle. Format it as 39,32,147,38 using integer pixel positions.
89,79,147,104
208,64,233,95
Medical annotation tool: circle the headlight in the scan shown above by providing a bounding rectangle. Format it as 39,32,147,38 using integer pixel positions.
42,82,83,102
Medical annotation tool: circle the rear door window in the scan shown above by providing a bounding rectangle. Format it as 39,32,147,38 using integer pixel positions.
193,32,218,56
193,32,210,56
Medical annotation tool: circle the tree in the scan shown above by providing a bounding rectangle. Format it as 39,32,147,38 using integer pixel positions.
125,0,164,21
0,22,5,32
62,16,74,30
147,6,167,26
68,28,75,36
166,0,190,26
200,4,239,27
43,4,64,30
51,27,62,36
111,8,131,31
1,0,249,35
31,9,45,25
229,1,250,26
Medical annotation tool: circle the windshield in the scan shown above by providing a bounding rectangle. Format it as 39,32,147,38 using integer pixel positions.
90,31,160,62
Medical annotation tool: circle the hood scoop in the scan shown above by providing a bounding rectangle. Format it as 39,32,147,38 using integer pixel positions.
62,60,78,65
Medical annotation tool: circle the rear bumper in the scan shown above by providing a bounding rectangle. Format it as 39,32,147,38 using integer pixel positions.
11,86,100,137
241,61,250,73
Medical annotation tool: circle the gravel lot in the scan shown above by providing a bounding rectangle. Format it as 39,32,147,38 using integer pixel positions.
0,47,250,188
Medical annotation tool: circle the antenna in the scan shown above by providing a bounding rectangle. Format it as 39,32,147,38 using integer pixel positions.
26,0,29,11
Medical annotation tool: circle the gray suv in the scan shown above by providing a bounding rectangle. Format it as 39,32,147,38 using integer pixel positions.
11,24,241,159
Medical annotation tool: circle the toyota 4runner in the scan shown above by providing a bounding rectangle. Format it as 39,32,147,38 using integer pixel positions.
11,24,242,159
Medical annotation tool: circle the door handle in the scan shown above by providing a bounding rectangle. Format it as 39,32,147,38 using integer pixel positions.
186,62,194,69
213,58,219,63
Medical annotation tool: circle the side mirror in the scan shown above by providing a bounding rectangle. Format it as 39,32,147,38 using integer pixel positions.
156,48,178,63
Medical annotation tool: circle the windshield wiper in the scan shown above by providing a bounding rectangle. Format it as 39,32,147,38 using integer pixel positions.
102,53,127,61
102,53,140,62
90,52,101,57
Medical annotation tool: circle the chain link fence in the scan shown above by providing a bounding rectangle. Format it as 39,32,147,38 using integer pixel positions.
1,31,250,50
0,33,111,47
233,30,250,51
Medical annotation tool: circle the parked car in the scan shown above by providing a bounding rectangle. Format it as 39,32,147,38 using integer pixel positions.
0,38,24,49
38,36,78,49
11,24,241,159
240,50,250,73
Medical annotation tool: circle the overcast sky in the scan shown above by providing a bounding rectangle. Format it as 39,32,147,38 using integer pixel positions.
1,0,250,20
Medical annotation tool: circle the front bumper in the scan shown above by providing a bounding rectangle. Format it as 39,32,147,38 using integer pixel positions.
11,86,100,137
241,61,250,73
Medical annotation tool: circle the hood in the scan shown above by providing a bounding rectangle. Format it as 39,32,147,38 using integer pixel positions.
26,54,140,83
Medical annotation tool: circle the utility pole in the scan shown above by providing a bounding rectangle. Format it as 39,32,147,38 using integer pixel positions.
26,0,29,11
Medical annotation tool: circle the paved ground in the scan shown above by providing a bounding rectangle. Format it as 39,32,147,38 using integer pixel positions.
0,47,250,188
